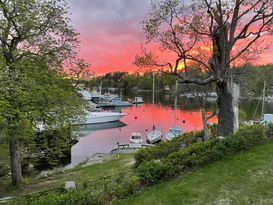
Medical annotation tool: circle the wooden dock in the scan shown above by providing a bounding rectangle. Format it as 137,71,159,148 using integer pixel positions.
110,143,154,154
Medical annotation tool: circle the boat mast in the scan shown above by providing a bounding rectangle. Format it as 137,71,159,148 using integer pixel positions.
152,72,155,104
261,81,266,120
99,81,102,96
173,80,178,128
152,72,155,130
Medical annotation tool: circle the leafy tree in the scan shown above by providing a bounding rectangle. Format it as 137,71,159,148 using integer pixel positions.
135,0,273,136
0,0,85,185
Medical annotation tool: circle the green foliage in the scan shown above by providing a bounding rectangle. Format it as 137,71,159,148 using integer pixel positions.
136,125,270,185
239,109,247,122
134,136,184,167
88,71,177,92
233,64,273,97
266,123,273,138
0,144,9,177
134,131,203,168
5,125,273,204
0,0,86,185
10,171,141,205
22,127,75,171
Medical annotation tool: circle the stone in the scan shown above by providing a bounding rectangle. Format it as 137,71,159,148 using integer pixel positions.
217,136,225,141
65,181,76,190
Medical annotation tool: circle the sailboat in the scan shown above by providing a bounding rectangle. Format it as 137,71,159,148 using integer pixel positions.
147,72,163,144
165,80,183,141
260,81,273,125
249,81,273,125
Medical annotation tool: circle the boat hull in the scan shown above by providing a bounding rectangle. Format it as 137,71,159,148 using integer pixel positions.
165,127,183,141
86,112,126,124
75,112,126,125
147,129,162,144
96,102,132,107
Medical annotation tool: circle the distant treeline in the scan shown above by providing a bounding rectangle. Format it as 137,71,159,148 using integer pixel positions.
233,64,273,97
85,64,273,96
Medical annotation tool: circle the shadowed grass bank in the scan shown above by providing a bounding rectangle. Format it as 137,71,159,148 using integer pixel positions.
117,140,273,205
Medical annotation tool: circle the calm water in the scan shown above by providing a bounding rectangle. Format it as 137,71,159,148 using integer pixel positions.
68,94,273,167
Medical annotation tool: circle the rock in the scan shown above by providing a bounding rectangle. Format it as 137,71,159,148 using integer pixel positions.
217,136,225,141
65,181,76,190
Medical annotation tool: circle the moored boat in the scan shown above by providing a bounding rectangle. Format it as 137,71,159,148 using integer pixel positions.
132,97,144,104
147,128,162,144
165,127,183,141
76,111,126,125
130,133,142,144
165,80,183,141
147,72,163,144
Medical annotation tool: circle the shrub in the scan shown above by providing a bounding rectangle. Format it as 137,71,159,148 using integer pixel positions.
266,123,273,138
137,125,270,185
134,131,203,167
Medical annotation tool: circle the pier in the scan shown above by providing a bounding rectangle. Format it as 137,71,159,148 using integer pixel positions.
110,143,154,154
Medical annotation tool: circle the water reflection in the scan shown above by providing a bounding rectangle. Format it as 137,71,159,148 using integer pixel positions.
79,121,127,137
68,94,273,167
68,103,217,167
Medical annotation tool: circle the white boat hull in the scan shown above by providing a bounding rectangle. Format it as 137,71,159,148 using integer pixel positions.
87,112,126,124
75,112,126,125
147,129,162,144
130,133,143,144
165,127,183,141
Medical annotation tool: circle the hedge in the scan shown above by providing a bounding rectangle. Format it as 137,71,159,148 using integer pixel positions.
134,131,204,167
137,125,272,185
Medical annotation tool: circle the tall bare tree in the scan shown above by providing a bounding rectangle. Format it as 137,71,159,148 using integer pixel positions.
135,0,273,136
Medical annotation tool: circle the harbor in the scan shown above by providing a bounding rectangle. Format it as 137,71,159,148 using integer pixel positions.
67,92,273,168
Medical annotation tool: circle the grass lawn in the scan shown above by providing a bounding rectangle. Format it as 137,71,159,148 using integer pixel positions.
0,153,134,198
117,140,273,205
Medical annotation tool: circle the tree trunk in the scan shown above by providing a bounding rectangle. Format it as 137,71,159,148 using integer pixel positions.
9,140,22,186
202,109,209,141
217,79,240,136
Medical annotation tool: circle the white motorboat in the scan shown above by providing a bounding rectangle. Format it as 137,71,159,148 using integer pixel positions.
78,89,101,101
76,111,126,125
130,133,143,144
147,128,162,144
165,80,183,141
165,127,183,141
132,97,144,104
94,98,132,107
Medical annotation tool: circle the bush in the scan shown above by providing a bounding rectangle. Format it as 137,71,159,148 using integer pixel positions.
0,161,9,177
134,131,203,167
137,125,270,185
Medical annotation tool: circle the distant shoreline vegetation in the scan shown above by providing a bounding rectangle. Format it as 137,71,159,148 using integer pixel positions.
86,64,273,97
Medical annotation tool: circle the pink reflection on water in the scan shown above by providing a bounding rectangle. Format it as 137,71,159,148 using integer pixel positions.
69,104,217,167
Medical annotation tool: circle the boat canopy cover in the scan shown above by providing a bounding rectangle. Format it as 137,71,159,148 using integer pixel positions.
263,114,273,124
169,127,182,135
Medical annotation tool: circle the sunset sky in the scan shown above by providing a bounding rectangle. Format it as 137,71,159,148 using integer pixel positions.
67,0,273,75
